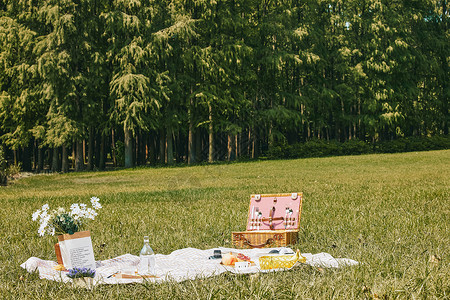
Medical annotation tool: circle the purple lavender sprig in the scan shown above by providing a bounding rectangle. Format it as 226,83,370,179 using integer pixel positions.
66,267,96,279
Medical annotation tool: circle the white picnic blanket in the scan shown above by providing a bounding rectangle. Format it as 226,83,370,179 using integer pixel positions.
21,247,358,285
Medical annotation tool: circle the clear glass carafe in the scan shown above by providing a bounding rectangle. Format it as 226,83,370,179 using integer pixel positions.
137,236,155,275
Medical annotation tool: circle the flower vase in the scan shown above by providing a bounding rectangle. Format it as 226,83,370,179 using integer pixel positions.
72,277,94,289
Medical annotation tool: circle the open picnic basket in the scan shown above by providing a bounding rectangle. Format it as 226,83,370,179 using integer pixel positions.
232,193,303,248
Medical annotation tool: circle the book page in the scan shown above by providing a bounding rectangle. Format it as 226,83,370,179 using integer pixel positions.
60,236,96,270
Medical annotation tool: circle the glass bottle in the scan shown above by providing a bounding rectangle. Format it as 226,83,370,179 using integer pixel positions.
137,236,155,275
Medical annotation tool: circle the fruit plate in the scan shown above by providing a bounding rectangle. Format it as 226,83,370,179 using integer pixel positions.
220,252,255,267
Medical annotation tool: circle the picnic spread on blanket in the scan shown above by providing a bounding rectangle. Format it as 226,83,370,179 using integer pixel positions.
23,193,359,287
21,247,359,285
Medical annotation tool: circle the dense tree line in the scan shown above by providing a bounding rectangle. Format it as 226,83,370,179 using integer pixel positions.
0,0,448,171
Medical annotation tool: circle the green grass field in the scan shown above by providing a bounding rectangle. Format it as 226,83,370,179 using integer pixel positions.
0,151,448,299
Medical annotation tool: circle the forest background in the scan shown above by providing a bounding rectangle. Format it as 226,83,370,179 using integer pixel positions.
0,0,448,173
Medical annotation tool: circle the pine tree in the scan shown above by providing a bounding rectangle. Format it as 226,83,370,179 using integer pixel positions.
0,13,40,170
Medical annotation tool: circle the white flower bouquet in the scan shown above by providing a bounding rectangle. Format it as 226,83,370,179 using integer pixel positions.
32,197,102,236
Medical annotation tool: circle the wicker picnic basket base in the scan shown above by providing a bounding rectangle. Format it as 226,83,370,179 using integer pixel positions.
232,230,298,249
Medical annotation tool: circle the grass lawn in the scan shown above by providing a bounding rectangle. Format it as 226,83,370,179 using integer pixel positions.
0,150,448,299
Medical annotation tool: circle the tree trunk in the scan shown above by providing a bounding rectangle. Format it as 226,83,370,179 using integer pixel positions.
235,134,239,160
136,130,144,166
167,128,174,165
136,131,143,166
251,129,256,159
51,147,59,172
99,133,106,170
159,129,165,164
37,146,44,173
72,144,76,169
0,145,7,185
62,146,69,173
175,131,184,163
75,141,84,171
358,98,362,139
268,121,274,148
142,132,147,163
143,132,149,164
195,130,202,162
83,140,86,165
22,144,32,171
111,129,117,167
124,126,133,168
32,140,37,171
149,133,156,165
87,127,94,170
188,100,195,165
227,134,232,161
94,132,100,168
247,128,251,158
140,131,147,165
208,105,214,163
